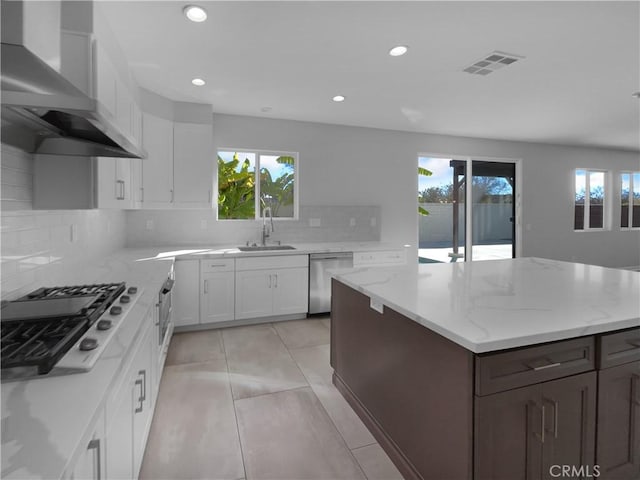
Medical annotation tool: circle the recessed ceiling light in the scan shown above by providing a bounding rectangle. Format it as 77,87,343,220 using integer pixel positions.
332,95,345,102
183,5,207,22
389,45,408,57
191,78,205,86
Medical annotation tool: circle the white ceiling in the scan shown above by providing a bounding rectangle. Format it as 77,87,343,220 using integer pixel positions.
100,1,640,152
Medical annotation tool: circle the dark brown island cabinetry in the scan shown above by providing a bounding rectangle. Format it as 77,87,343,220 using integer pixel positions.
596,329,640,479
330,279,640,480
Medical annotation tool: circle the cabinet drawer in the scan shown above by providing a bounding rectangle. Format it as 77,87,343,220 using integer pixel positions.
353,249,406,266
598,327,640,369
201,258,235,273
236,254,308,271
475,336,595,396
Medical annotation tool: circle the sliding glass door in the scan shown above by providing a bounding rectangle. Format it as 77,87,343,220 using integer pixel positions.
470,161,515,261
418,156,517,263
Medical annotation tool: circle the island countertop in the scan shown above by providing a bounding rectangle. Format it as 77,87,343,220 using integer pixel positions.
332,257,640,353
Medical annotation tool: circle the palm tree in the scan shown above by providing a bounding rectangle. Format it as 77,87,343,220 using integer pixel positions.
260,156,295,216
418,166,433,215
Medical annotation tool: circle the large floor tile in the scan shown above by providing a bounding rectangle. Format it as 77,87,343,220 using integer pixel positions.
222,324,307,400
165,329,226,366
321,317,331,330
273,318,330,349
235,387,366,480
139,360,245,480
290,344,376,449
352,444,404,480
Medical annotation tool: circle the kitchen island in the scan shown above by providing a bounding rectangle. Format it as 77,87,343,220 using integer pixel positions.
330,257,640,480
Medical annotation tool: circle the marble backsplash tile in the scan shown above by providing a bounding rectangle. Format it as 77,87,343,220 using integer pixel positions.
125,205,380,247
1,144,127,300
0,209,127,300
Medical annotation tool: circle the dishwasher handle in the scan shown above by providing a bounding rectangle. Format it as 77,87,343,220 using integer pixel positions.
310,252,354,261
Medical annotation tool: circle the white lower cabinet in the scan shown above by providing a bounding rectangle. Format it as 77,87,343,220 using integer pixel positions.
70,409,106,480
235,255,309,320
173,260,200,327
200,259,235,324
271,268,310,315
104,309,155,479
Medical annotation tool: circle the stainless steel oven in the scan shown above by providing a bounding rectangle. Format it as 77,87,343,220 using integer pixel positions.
158,278,173,346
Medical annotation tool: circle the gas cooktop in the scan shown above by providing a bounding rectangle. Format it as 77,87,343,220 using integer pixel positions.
1,283,142,381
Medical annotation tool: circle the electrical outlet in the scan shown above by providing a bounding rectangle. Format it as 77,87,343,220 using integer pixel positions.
146,220,154,231
349,218,356,227
370,217,377,227
200,219,207,230
309,218,321,227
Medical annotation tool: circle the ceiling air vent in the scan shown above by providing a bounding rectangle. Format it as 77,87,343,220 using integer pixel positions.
463,51,524,76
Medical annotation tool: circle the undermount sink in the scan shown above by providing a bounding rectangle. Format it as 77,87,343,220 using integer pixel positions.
237,245,296,252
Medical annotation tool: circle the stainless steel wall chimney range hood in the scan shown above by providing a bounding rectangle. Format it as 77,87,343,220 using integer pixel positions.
1,42,146,159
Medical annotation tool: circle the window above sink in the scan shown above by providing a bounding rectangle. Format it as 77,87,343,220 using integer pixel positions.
218,149,299,221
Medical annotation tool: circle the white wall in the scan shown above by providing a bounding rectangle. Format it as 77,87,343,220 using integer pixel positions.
213,114,640,268
1,144,127,300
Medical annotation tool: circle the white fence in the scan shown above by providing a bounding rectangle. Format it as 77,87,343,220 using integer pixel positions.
418,203,513,246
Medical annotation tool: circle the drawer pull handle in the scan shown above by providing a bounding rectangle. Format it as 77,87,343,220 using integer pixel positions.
532,361,562,371
543,397,559,438
627,339,640,348
529,401,545,444
208,264,226,268
633,374,640,407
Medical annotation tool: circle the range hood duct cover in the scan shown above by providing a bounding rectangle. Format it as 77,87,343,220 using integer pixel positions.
1,43,146,159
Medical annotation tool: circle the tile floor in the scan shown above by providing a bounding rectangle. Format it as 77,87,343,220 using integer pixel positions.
139,317,404,480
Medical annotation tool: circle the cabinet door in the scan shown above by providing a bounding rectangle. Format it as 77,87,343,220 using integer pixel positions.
174,260,200,326
96,158,132,209
475,383,543,480
235,270,273,320
541,372,596,479
132,324,154,478
173,122,213,207
96,157,119,208
272,268,309,315
201,270,235,323
130,157,143,208
116,78,133,137
105,378,134,479
597,362,640,479
142,113,174,206
94,43,117,119
71,409,106,480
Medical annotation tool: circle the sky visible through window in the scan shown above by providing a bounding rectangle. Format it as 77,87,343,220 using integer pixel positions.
418,157,453,191
575,170,605,203
218,151,291,178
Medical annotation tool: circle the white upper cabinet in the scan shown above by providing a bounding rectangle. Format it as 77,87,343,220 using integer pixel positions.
96,157,132,209
94,42,118,120
139,109,214,209
173,122,214,207
141,112,174,206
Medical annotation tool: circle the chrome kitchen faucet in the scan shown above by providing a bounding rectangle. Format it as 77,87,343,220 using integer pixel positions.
262,206,274,245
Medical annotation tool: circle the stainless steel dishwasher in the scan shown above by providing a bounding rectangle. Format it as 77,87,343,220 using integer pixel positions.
309,252,353,314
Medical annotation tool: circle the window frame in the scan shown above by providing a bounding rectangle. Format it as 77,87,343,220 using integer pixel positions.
573,168,609,232
217,147,299,221
620,171,640,230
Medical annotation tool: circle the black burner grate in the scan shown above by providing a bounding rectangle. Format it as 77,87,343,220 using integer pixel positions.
1,283,126,375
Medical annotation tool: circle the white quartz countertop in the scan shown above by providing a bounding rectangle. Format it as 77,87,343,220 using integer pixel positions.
1,249,173,480
333,257,640,353
0,241,400,479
